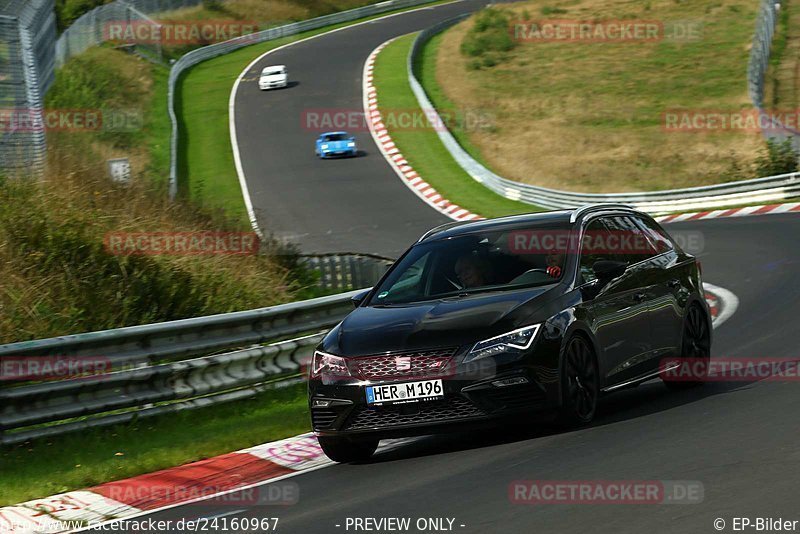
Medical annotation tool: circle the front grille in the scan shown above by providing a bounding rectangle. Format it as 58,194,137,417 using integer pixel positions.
311,409,339,430
345,396,485,431
347,348,457,381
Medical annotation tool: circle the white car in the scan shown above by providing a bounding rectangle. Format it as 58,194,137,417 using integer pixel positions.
259,65,288,90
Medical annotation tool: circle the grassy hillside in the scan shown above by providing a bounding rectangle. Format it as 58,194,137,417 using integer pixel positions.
0,47,313,343
428,0,765,192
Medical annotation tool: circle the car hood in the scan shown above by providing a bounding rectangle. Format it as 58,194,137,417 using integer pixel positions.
323,285,558,356
260,74,286,82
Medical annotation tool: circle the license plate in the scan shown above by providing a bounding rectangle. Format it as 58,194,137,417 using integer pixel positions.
366,379,443,405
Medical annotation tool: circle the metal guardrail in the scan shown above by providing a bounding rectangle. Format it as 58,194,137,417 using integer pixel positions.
167,0,448,201
407,10,800,213
0,290,364,446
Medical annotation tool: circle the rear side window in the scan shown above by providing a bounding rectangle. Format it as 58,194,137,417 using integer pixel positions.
602,215,658,265
635,216,675,255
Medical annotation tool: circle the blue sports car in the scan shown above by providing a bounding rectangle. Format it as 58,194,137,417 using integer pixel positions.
316,131,358,158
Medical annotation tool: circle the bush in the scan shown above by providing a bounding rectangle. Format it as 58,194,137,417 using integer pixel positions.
755,138,798,177
460,7,516,68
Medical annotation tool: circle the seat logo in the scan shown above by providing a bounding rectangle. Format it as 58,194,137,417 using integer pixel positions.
395,356,412,371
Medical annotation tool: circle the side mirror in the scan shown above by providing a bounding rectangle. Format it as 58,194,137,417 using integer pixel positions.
592,260,627,282
351,289,370,308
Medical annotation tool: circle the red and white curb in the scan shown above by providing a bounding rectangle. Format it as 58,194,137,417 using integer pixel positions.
654,202,800,224
2,433,418,534
363,40,483,222
0,434,332,533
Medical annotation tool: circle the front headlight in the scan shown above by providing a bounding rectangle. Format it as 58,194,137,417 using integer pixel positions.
321,144,329,149
347,142,356,147
310,350,351,378
463,324,541,363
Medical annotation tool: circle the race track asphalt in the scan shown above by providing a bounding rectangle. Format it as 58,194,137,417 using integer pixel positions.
232,0,497,257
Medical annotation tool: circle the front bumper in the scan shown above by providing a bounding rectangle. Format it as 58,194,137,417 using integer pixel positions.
260,81,287,90
320,148,357,158
309,364,555,439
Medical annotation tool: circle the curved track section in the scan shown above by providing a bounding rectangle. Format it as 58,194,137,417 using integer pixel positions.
232,0,494,258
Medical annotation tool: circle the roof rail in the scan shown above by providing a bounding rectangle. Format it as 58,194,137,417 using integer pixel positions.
417,220,472,242
569,203,636,223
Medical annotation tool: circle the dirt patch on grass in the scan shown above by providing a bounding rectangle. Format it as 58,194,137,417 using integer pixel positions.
433,0,764,192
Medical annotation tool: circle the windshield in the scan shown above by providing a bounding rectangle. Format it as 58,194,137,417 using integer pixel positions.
369,224,571,305
322,133,349,142
262,67,285,76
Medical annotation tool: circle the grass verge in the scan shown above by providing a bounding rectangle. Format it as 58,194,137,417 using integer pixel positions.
429,0,767,192
0,384,309,506
372,34,537,219
176,0,455,223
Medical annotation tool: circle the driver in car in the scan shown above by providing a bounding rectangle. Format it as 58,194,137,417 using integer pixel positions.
455,253,493,288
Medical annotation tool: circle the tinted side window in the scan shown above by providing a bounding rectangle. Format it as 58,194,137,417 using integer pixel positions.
579,218,619,284
603,215,657,265
635,216,675,255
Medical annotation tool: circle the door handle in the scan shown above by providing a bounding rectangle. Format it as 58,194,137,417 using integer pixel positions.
667,279,681,289
633,292,647,302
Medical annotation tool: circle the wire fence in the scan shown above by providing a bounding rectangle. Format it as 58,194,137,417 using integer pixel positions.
0,0,56,176
54,0,206,67
747,0,800,147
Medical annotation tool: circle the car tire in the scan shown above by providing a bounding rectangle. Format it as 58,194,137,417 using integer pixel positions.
663,304,711,390
555,335,599,427
318,436,379,463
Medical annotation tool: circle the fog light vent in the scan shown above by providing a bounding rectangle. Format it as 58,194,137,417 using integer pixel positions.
491,377,529,388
